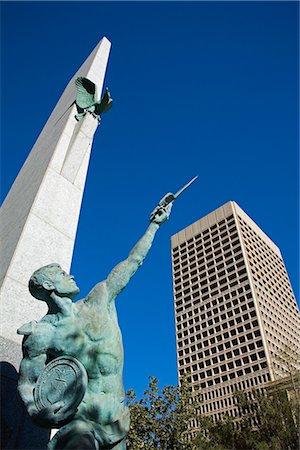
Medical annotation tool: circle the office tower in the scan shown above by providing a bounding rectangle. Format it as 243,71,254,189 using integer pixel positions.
171,201,300,422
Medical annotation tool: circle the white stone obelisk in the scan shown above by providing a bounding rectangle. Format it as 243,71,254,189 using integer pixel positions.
1,37,111,450
0,37,111,366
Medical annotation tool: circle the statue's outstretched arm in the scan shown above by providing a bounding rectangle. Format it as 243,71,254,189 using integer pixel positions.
105,199,173,301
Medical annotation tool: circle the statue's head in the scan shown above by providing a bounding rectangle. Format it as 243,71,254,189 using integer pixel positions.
29,263,80,301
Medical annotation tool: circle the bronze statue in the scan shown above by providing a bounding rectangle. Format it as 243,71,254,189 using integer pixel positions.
17,199,171,449
17,178,197,449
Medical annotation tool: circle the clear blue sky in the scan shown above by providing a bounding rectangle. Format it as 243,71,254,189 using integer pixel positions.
1,1,299,398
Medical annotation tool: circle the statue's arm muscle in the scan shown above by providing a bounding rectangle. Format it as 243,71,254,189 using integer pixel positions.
106,222,160,300
18,347,47,417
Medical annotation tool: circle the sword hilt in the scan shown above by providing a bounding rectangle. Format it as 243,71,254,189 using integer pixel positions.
158,176,198,207
158,193,176,207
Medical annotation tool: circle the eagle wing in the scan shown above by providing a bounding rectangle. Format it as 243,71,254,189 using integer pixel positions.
94,88,113,116
75,77,97,109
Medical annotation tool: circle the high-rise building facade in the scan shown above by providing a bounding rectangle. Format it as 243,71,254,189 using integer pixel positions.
171,201,300,422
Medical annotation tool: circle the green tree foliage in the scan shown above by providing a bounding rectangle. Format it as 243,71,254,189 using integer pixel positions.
273,342,300,395
240,388,299,450
126,375,200,449
195,387,299,450
127,376,299,450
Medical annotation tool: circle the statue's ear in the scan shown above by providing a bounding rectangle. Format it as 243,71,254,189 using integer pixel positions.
42,280,55,291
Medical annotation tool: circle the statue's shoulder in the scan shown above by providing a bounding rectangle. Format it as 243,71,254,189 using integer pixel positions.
17,317,52,336
17,320,38,336
81,281,108,307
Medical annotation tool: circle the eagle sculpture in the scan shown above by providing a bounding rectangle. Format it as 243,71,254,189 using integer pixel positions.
74,77,112,122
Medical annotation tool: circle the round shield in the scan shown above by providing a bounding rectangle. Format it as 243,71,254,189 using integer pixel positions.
34,356,88,413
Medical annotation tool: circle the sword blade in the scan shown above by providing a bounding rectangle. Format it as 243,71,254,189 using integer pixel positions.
174,176,198,199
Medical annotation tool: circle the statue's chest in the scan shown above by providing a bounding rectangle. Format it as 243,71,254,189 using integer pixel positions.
49,316,87,357
81,300,120,338
49,306,122,357
51,309,123,378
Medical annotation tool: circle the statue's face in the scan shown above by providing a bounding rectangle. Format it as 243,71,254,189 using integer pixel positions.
50,267,80,300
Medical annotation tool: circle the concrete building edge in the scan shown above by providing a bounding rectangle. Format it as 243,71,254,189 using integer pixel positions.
170,238,181,385
231,201,275,381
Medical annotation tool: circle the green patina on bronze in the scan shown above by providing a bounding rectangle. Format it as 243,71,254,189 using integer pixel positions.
17,179,196,449
74,77,112,122
17,199,172,450
34,356,88,414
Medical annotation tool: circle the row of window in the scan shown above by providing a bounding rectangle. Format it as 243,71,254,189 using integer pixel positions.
186,350,266,374
195,373,270,401
253,275,292,303
183,362,269,389
179,339,264,366
174,267,247,295
261,309,300,343
265,328,300,365
174,262,246,302
241,218,299,376
240,218,296,308
173,239,242,272
173,231,239,264
173,248,244,282
179,336,263,368
201,395,237,413
175,268,247,302
176,284,252,320
177,308,257,342
256,282,299,332
172,215,236,254
175,270,248,303
257,289,299,332
189,373,271,423
239,217,278,260
178,322,261,356
177,301,255,333
174,258,246,287
178,317,260,350
173,221,240,254
175,276,250,309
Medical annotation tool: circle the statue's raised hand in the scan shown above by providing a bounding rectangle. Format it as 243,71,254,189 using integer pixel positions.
149,177,198,225
150,193,173,225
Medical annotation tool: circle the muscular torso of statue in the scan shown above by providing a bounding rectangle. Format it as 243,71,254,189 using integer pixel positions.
59,285,128,433
22,281,130,448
